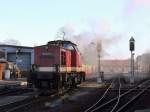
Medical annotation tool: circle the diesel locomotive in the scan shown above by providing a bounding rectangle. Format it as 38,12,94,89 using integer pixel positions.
28,40,86,90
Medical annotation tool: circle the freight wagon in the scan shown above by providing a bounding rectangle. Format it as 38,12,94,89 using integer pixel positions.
28,40,85,90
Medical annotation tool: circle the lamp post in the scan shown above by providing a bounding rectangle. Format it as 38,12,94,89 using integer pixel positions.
2,48,6,60
97,41,103,82
129,37,135,84
90,41,103,83
14,49,18,80
16,49,19,64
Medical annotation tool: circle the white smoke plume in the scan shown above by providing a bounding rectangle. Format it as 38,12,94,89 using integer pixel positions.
56,22,75,40
55,18,123,68
57,29,122,65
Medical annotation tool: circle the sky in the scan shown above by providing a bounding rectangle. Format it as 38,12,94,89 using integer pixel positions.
0,0,150,59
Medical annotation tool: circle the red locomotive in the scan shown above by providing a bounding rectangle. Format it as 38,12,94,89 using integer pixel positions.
28,40,85,90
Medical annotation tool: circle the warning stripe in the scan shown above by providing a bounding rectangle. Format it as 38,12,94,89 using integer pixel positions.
37,67,84,72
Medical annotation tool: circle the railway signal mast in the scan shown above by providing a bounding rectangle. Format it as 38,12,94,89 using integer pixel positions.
129,37,135,84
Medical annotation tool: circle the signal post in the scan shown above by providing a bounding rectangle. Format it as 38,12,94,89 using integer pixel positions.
129,37,135,84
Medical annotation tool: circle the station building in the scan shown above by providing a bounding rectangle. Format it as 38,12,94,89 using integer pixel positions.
100,59,130,74
0,44,34,75
136,53,150,73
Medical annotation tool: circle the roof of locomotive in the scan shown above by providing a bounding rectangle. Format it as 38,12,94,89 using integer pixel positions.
48,40,77,46
35,40,78,51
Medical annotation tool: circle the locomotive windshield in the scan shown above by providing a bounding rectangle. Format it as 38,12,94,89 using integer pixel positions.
48,40,79,51
63,43,77,51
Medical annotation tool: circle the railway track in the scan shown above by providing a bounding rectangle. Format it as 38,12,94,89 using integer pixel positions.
0,88,41,112
84,77,121,112
0,86,71,112
1,77,149,112
0,87,33,96
0,95,37,112
114,83,150,112
0,87,37,112
84,77,150,112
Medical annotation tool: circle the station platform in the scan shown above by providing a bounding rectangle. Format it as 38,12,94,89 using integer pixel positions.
0,78,27,89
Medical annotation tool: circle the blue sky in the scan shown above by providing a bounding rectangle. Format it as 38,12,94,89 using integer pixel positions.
0,0,150,59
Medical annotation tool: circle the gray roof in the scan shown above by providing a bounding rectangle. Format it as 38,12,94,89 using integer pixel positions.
0,44,33,49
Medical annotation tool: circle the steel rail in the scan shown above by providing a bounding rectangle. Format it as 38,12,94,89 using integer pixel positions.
110,76,121,112
6,97,42,112
3,87,69,112
116,85,150,112
84,78,115,112
90,79,150,112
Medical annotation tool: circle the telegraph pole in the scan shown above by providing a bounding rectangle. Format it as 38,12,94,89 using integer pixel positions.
129,37,135,84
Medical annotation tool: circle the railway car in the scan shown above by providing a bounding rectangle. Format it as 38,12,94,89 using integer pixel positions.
28,40,85,90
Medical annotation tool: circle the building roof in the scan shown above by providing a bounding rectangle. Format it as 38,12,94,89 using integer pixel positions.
0,44,33,49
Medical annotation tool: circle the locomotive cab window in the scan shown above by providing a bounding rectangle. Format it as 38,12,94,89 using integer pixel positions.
63,44,75,50
61,51,66,66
